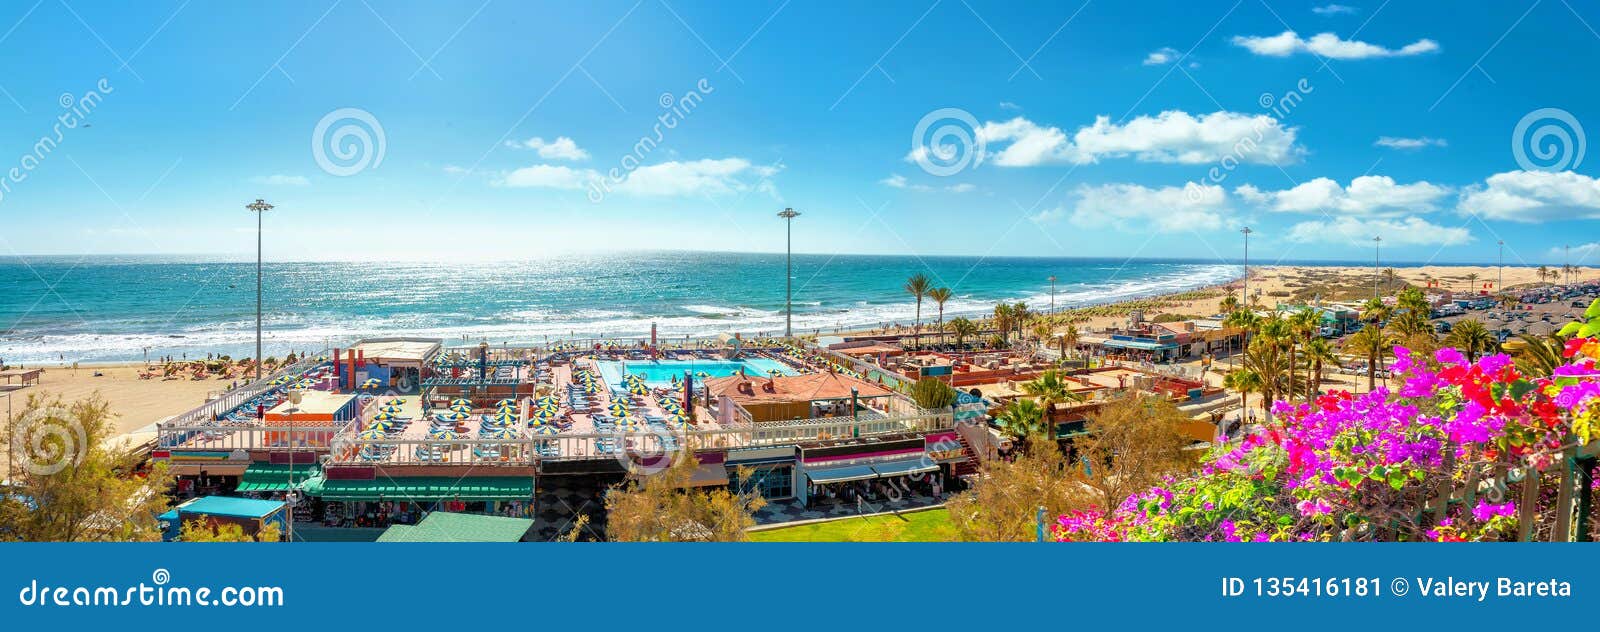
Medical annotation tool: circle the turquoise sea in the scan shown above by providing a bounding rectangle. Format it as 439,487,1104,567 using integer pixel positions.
0,252,1242,363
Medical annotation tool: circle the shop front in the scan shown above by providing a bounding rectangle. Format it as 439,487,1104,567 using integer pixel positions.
797,438,943,507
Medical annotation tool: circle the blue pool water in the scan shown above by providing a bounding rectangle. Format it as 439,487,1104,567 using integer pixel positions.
596,358,797,388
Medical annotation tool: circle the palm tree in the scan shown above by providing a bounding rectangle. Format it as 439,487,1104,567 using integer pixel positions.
1513,332,1567,377
905,273,932,345
1240,314,1292,422
996,398,1047,440
992,302,1014,345
1498,293,1519,311
1009,301,1031,341
1300,337,1336,401
1020,369,1084,440
1381,267,1398,292
1464,272,1479,294
1537,265,1552,286
1286,307,1321,402
1444,319,1498,362
1222,368,1262,430
1059,323,1080,360
926,287,953,346
1344,326,1391,392
948,317,978,349
1219,294,1241,315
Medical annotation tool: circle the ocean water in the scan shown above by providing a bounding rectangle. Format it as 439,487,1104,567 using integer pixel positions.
0,252,1241,363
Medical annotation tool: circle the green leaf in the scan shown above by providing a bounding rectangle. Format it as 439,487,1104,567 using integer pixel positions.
1581,322,1600,338
1560,322,1583,337
1586,298,1600,319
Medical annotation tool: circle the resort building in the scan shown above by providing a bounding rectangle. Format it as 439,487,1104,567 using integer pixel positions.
153,336,980,538
703,370,896,423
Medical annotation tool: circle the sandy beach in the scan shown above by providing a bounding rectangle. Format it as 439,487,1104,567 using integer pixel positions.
5,363,230,436
1063,264,1600,333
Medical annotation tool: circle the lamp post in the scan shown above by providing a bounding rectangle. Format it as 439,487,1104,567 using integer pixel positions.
1240,227,1252,308
1372,236,1382,300
1047,275,1057,312
246,199,274,380
777,208,800,338
1498,240,1504,295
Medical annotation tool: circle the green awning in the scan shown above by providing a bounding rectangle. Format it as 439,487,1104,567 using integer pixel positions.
236,463,320,492
376,511,532,542
303,476,533,502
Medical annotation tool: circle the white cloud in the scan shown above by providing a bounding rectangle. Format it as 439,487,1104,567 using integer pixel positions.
999,101,1022,111
1286,216,1471,246
497,158,779,198
1559,243,1600,261
497,164,594,190
969,110,1302,167
442,165,470,175
1066,182,1230,233
1312,4,1358,15
249,174,309,186
1231,31,1439,59
1143,47,1180,65
620,158,778,197
880,173,975,193
1238,175,1451,215
1375,136,1447,150
1458,170,1600,222
505,136,590,161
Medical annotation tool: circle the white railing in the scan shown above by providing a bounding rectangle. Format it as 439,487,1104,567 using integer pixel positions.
322,408,963,466
161,354,331,428
157,424,348,452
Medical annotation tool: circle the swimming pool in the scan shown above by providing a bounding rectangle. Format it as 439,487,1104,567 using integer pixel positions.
595,358,797,388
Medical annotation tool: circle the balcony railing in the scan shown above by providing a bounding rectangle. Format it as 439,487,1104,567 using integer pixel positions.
321,406,972,466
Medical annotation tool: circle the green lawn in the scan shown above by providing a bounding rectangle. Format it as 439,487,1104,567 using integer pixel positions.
748,508,959,542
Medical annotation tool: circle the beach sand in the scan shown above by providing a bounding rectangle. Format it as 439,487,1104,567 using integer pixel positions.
5,363,227,435
1068,264,1600,332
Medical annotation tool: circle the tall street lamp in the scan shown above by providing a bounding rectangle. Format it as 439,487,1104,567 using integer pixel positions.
246,199,274,380
1240,227,1252,307
777,208,800,338
1047,275,1057,312
1498,240,1504,295
1373,236,1382,300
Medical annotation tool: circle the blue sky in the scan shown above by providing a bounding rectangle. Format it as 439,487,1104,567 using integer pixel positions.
0,0,1596,266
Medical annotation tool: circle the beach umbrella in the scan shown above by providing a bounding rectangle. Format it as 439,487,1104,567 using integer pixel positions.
484,427,519,440
377,404,403,414
768,369,784,377
532,407,558,420
450,398,470,407
695,371,710,378
536,396,559,407
386,398,405,406
628,382,649,396
360,378,381,389
427,428,460,440
358,428,387,440
495,399,516,408
372,412,399,421
613,418,641,432
530,425,559,436
449,403,472,413
491,411,519,423
435,411,468,422
607,401,630,416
